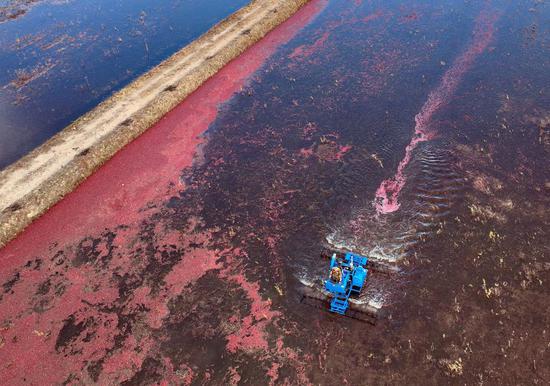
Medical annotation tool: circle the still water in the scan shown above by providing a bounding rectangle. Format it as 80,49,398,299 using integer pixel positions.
0,0,249,168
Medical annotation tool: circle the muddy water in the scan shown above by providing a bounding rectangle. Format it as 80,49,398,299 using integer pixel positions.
1,0,549,384
0,0,249,168
164,0,549,382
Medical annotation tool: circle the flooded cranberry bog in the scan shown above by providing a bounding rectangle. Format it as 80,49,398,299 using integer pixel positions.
1,0,550,384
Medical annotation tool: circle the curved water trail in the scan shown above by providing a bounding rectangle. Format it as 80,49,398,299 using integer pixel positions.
374,9,498,214
324,142,464,308
300,8,499,313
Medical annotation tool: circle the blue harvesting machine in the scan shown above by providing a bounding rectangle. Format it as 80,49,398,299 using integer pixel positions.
300,250,379,323
325,252,368,315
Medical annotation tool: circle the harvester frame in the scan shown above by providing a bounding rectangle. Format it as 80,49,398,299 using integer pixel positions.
300,250,381,323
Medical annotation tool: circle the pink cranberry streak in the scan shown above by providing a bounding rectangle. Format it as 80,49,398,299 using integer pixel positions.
374,10,498,214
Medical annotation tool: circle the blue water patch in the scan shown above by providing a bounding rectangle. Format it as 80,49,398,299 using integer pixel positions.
0,0,249,168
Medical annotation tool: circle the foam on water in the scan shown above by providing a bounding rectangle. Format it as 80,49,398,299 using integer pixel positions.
326,207,416,264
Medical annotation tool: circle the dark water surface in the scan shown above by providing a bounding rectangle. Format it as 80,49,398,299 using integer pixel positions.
1,0,549,384
178,0,549,382
0,0,249,168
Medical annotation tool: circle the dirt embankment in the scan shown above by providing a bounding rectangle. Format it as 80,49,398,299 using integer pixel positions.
0,0,312,248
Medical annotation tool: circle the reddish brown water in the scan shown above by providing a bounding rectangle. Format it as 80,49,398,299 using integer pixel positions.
1,0,549,384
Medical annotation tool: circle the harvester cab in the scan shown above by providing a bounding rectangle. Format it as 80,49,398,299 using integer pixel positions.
324,252,368,315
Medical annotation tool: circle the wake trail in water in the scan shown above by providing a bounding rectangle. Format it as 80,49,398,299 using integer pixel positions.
374,10,498,214
303,9,498,312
